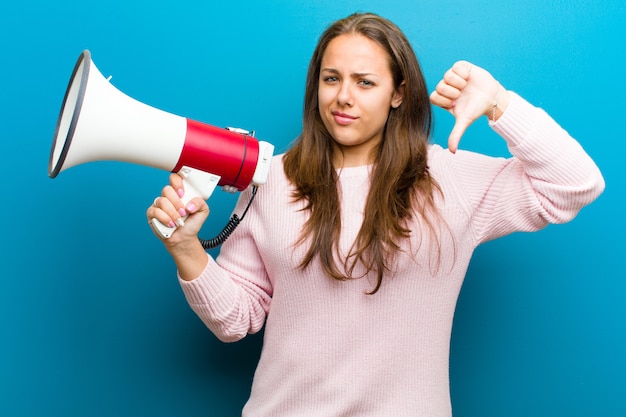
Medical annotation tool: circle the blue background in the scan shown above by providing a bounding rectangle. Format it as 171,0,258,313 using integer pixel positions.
1,0,624,416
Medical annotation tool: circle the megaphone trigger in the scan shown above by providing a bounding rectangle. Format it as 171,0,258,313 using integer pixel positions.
150,167,221,239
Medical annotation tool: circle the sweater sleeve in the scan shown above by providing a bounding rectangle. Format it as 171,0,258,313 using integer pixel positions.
449,92,605,244
177,189,273,343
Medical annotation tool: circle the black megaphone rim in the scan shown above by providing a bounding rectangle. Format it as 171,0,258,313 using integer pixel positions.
48,49,91,178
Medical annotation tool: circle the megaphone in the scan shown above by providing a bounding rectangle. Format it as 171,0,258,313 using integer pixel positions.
49,50,274,240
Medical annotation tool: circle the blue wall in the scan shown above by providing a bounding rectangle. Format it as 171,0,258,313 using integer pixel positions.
1,1,623,416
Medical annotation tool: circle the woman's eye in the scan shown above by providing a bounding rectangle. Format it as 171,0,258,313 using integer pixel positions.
323,76,338,83
359,79,374,87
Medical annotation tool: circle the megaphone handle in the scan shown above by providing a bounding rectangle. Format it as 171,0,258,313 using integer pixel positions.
150,166,221,239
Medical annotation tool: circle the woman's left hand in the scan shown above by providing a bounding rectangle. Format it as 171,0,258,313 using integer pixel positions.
430,60,510,153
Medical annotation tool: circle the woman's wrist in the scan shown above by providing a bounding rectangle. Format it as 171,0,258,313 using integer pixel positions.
489,85,510,122
168,239,209,281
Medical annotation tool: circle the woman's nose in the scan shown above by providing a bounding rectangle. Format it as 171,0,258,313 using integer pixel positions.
336,83,353,106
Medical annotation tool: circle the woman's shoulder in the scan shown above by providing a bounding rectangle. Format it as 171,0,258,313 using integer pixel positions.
426,143,511,199
254,153,291,193
269,153,287,179
427,143,506,170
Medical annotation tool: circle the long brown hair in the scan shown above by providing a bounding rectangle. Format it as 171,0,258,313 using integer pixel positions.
283,12,442,294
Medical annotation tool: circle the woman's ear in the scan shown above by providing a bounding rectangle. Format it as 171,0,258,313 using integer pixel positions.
391,81,405,108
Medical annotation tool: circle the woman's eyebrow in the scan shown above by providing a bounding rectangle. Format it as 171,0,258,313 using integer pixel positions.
320,68,378,77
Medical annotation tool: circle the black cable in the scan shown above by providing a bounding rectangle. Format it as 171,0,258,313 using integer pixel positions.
199,185,259,249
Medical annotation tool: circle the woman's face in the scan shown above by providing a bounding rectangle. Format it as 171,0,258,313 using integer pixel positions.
318,33,403,167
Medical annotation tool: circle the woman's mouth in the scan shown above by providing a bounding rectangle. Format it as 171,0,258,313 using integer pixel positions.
332,111,357,125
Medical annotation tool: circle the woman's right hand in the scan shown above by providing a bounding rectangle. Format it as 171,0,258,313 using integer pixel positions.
430,60,510,153
146,173,210,248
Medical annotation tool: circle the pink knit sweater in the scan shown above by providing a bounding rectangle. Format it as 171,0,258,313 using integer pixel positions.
179,93,604,416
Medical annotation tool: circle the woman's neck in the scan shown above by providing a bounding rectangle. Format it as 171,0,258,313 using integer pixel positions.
332,146,377,168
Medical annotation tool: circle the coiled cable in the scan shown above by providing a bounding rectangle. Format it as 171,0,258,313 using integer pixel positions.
199,185,259,249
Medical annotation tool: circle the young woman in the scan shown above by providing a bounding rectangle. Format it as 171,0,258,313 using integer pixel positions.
147,12,604,417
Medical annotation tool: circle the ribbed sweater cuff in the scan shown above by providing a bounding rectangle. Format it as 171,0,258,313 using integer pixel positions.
178,253,237,309
489,91,572,166
489,91,538,148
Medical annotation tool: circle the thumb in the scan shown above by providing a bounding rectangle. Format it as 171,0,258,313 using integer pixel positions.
447,117,471,153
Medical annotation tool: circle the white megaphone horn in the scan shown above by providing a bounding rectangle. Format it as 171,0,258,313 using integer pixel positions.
49,50,274,241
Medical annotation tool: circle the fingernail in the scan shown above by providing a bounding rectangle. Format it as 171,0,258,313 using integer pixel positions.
178,208,187,217
168,221,176,228
186,203,196,213
177,188,184,198
176,218,185,227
